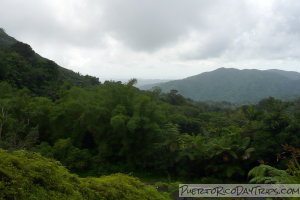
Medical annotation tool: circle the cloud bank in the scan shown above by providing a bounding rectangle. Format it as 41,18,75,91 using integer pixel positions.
0,0,300,79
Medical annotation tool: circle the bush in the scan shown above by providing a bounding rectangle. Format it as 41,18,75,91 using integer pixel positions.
0,149,170,200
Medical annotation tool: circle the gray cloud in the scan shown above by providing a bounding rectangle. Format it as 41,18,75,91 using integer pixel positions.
226,0,300,60
99,0,257,53
0,0,300,79
99,0,211,51
0,0,104,48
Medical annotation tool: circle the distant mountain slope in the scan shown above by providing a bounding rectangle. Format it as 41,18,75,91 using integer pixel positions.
267,69,300,80
142,68,300,104
0,28,99,97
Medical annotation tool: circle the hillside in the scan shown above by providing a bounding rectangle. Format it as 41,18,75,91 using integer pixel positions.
0,28,99,97
142,68,300,104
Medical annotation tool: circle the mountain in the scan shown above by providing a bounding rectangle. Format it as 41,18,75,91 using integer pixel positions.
0,28,17,46
141,68,300,104
0,28,99,97
267,69,300,80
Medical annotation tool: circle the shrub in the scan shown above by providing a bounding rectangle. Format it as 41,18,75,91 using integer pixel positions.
0,149,170,200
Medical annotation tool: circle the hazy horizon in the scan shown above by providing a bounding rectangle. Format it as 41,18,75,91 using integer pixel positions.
103,67,300,83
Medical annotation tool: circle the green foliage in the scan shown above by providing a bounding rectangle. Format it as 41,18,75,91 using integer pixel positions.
0,149,170,200
0,78,299,182
249,164,300,184
172,132,252,180
82,174,170,200
0,83,40,149
53,139,91,170
154,181,182,199
0,149,84,200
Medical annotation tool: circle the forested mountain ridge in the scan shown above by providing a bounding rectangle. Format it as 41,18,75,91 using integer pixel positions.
142,68,300,104
0,28,17,46
0,28,99,97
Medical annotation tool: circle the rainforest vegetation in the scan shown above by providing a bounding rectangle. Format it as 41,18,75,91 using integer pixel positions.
0,29,299,199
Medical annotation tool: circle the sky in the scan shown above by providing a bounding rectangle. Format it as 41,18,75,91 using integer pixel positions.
0,0,300,80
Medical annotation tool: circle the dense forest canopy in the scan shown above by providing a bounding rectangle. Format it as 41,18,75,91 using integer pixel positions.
0,29,299,199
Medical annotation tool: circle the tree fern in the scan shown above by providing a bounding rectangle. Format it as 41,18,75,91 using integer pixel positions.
249,164,300,184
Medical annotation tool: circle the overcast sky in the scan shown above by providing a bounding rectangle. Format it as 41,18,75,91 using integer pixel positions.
1,0,300,80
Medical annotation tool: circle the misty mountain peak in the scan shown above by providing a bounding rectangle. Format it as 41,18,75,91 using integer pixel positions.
142,68,300,104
